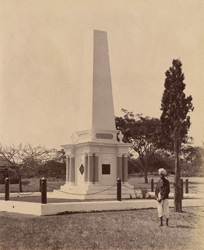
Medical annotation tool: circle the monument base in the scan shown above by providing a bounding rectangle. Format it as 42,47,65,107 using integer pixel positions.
51,182,135,200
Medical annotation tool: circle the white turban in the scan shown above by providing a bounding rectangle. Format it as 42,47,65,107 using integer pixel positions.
158,168,167,176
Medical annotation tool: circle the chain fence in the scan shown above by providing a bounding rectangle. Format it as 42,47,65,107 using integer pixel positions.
190,186,204,194
1,177,204,202
122,183,135,190
47,183,117,196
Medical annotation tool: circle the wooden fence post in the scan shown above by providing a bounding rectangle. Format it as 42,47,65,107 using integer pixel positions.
39,178,42,192
151,178,154,192
41,177,47,204
117,178,121,201
5,178,9,201
185,179,189,194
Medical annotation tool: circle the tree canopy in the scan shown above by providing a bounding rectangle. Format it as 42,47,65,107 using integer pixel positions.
161,59,194,146
116,109,162,183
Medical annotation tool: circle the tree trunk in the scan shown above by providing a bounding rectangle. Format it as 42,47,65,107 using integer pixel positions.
174,138,182,212
18,172,23,193
140,157,148,183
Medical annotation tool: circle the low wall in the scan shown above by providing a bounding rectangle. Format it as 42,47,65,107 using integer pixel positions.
0,200,41,215
0,198,203,216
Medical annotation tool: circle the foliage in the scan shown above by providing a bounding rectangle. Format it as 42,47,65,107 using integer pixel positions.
128,158,141,174
160,59,194,146
128,152,175,175
37,160,66,178
35,149,66,179
52,149,66,164
181,144,204,176
146,152,175,173
116,109,162,183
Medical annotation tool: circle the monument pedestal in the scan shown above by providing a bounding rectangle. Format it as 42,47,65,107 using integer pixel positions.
54,135,134,199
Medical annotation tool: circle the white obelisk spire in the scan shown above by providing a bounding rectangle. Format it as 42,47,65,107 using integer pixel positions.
76,30,116,134
92,30,116,131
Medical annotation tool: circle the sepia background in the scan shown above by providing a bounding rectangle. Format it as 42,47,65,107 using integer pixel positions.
0,0,203,149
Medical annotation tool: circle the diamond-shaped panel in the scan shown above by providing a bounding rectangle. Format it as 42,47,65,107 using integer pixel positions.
79,164,84,175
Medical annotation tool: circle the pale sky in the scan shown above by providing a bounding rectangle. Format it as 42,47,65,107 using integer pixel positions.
0,0,204,149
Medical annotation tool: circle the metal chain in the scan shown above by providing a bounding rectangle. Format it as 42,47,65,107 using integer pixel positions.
189,187,204,193
16,191,37,196
47,183,117,196
24,181,39,187
122,184,135,190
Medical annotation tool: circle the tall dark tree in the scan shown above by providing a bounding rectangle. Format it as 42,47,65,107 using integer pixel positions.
116,109,162,183
160,59,194,212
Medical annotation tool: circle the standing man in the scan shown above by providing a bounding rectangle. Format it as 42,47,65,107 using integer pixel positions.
155,168,170,226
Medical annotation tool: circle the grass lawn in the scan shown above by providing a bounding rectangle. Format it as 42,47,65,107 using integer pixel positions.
0,207,204,250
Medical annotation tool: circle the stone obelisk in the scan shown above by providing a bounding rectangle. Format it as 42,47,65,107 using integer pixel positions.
92,30,115,131
55,30,134,199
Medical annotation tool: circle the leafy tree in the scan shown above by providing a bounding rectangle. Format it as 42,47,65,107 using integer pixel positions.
146,152,175,173
160,59,194,212
39,160,66,179
116,109,162,183
38,149,66,178
128,157,141,174
0,143,55,192
181,144,204,176
192,144,204,176
53,149,66,164
127,152,175,175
